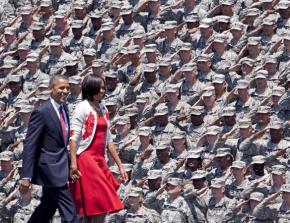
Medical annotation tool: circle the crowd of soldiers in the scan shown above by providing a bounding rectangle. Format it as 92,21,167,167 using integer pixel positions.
1,0,290,222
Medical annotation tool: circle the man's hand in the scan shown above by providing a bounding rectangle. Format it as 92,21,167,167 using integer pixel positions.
119,166,128,183
70,166,82,183
19,179,31,194
140,148,153,161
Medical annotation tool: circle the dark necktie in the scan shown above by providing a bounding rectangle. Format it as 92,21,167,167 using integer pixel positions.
59,105,67,143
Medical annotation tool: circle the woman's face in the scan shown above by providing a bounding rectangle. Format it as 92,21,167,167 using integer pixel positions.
93,80,106,102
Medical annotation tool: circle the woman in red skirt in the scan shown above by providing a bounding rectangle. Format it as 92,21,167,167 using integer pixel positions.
69,75,128,223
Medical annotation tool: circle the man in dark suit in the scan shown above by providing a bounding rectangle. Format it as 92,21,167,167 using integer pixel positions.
19,75,77,223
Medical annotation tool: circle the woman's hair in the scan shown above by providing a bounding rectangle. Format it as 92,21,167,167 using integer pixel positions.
82,74,105,101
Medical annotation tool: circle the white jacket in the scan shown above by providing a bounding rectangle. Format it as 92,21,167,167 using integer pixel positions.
69,100,112,155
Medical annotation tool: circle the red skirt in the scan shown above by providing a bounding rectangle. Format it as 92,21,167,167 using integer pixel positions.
69,116,123,216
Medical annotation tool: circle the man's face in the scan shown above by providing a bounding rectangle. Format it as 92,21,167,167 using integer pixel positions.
156,148,170,163
211,187,224,199
50,78,70,104
105,77,117,91
166,184,181,196
148,178,161,190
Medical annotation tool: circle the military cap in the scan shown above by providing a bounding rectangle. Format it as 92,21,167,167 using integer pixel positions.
26,52,39,62
116,115,131,125
144,44,157,53
148,0,159,2
261,0,273,2
20,6,32,15
2,59,17,69
269,121,283,130
221,106,236,117
65,57,78,66
127,45,139,54
276,0,290,9
16,160,23,168
4,27,16,35
19,104,34,113
197,54,211,62
199,18,213,28
111,1,123,8
272,86,285,96
18,42,30,50
126,107,138,117
69,75,82,84
132,29,145,39
92,60,102,68
216,15,231,23
159,57,171,66
167,177,182,186
7,75,21,83
38,79,49,88
182,63,197,72
205,125,220,135
90,9,102,18
264,56,277,64
213,34,228,43
121,4,133,15
164,20,177,29
191,170,207,180
49,35,62,46
172,130,186,139
232,160,246,169
185,14,199,22
147,169,162,179
105,97,117,106
281,184,290,192
36,90,50,100
14,100,27,109
165,83,180,93
136,94,148,103
71,20,83,29
249,192,264,201
255,70,268,79
236,79,249,89
272,165,286,175
190,106,205,115
74,0,86,9
212,74,225,84
83,48,96,56
143,63,157,73
239,57,255,66
0,151,14,161
282,30,290,40
246,8,260,17
102,21,115,31
154,103,168,116
32,22,45,30
156,143,170,150
138,126,152,136
179,42,192,51
128,187,143,197
123,163,133,172
238,118,252,128
263,18,275,26
215,147,233,158
210,178,225,188
221,0,233,5
231,22,244,31
186,150,201,159
40,0,51,7
54,10,66,18
251,155,266,165
248,37,261,45
256,106,271,114
203,86,215,97
105,71,117,78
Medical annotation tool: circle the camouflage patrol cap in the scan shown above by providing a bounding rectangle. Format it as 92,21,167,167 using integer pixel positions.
167,177,182,186
55,10,66,18
127,45,140,54
111,0,123,8
40,0,51,7
231,160,246,169
238,118,252,128
126,107,138,117
147,169,162,179
69,75,82,84
8,75,21,83
20,6,32,15
49,35,62,46
221,0,234,5
248,37,261,45
197,54,211,62
190,106,205,115
128,187,143,197
191,170,207,180
83,48,96,56
16,160,23,168
216,15,231,23
203,86,215,97
164,21,177,29
90,9,102,18
26,52,39,62
213,34,228,43
36,90,50,100
212,74,225,84
105,71,117,78
236,79,249,89
185,14,199,22
132,29,145,39
2,59,17,69
215,147,233,158
251,155,266,165
221,106,236,117
159,57,171,66
239,57,255,66
74,0,86,9
210,178,225,188
165,83,180,93
205,125,220,135
199,18,213,28
92,60,102,68
231,22,244,31
121,4,133,15
281,184,290,193
105,97,117,106
269,121,283,130
71,20,83,29
255,70,268,79
264,56,277,64
143,63,157,73
138,126,152,136
249,192,264,201
116,115,131,125
18,42,30,50
276,0,290,9
172,130,186,139
179,42,192,51
0,151,14,161
38,79,49,88
187,150,202,159
262,18,275,26
272,165,286,175
4,27,16,35
272,86,285,96
256,106,271,114
32,22,45,30
19,104,34,113
154,103,168,116
144,44,157,53
136,94,148,103
181,63,197,72
246,8,260,17
65,57,78,66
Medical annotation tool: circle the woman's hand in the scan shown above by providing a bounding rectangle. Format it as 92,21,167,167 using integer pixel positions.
119,166,128,183
70,165,82,183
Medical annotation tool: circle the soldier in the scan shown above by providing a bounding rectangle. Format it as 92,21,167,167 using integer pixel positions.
29,22,49,53
14,6,34,35
197,54,216,84
0,151,17,195
228,22,247,54
49,10,70,37
84,10,102,38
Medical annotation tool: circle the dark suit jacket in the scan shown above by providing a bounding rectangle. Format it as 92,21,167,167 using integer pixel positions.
22,100,70,187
